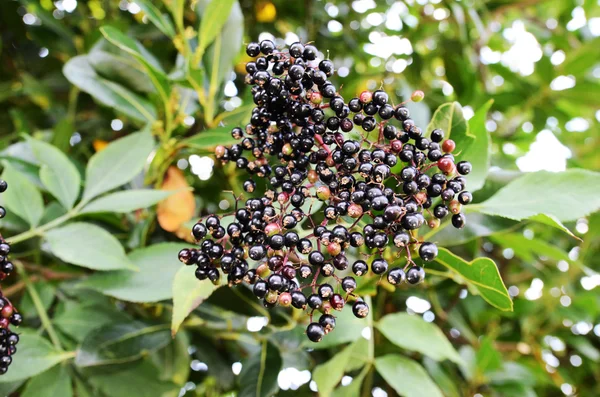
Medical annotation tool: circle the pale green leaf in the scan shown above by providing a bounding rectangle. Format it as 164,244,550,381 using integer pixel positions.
82,243,188,302
171,265,220,335
1,162,44,227
80,189,177,214
472,169,600,224
46,222,136,271
82,128,154,201
28,137,81,209
134,0,176,37
197,0,236,58
0,329,73,383
312,341,356,397
462,99,493,192
63,56,156,123
375,355,443,397
377,313,462,364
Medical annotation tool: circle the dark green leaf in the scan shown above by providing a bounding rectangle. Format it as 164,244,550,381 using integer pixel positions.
54,302,132,342
75,321,171,367
46,222,137,271
435,248,513,311
63,56,156,123
87,360,178,396
21,364,73,397
377,313,462,364
82,128,154,202
80,189,177,214
238,342,282,397
375,354,443,397
28,137,81,209
1,161,44,227
81,243,188,302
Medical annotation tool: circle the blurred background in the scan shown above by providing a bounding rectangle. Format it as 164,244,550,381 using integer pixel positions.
0,0,599,396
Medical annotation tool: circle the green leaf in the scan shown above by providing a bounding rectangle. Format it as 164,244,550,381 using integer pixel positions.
80,189,177,214
331,369,367,397
88,39,158,94
376,313,463,364
82,243,188,302
197,0,236,59
21,364,73,397
426,102,473,149
430,213,517,247
171,265,220,335
180,127,240,151
423,359,462,397
375,355,443,397
63,56,156,123
100,27,171,104
472,169,600,234
54,302,132,342
87,360,178,397
435,248,513,311
489,232,572,264
75,321,171,367
475,337,503,374
82,128,154,202
528,213,580,240
0,329,73,383
462,99,493,192
312,341,356,397
134,0,176,38
196,0,243,89
560,38,600,77
46,222,137,271
238,342,282,397
28,137,81,210
1,162,44,227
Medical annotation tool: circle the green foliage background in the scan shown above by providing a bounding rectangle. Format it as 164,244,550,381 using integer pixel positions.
0,0,599,396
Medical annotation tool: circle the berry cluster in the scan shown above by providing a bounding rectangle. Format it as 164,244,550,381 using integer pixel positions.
0,179,21,375
179,40,473,342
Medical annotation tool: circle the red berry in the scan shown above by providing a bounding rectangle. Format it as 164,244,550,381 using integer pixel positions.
438,157,455,173
359,90,373,103
442,139,456,153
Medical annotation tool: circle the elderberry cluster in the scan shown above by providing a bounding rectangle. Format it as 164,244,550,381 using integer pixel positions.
179,39,473,343
0,179,21,374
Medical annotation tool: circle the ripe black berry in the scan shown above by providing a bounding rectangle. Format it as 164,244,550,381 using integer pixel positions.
307,323,325,342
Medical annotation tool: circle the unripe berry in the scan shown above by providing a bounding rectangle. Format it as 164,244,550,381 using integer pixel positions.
411,90,425,102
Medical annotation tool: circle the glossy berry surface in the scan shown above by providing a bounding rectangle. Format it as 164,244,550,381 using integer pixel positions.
0,179,21,375
179,39,475,343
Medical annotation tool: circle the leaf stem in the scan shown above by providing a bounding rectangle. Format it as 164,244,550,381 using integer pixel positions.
6,203,84,245
14,260,64,351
